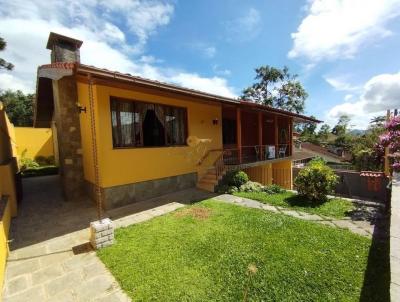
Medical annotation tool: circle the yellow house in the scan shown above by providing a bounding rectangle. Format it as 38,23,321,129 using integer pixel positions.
34,32,319,209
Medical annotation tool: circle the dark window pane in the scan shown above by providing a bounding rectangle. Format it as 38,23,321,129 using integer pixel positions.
111,100,120,147
223,118,236,145
119,102,134,146
110,98,187,148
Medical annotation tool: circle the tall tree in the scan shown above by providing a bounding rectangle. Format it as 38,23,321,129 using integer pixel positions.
241,65,307,114
351,118,385,171
0,37,14,70
332,115,352,150
332,115,350,136
317,124,331,142
0,90,34,126
369,115,386,128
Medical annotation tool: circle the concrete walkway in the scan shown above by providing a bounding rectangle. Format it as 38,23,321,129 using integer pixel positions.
214,194,385,237
3,175,214,301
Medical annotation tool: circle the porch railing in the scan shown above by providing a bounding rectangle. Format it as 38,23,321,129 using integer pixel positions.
223,144,290,166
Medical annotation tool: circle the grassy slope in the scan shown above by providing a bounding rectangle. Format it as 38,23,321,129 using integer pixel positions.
98,200,388,302
234,191,354,219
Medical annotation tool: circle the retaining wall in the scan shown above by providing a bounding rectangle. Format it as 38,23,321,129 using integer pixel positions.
293,167,389,202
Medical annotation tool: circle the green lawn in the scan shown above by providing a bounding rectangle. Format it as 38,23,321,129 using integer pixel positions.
234,191,355,219
98,200,388,301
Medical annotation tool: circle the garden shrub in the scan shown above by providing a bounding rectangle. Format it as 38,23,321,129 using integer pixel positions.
230,170,249,187
20,157,39,171
239,181,264,193
215,184,238,194
220,170,249,188
46,155,56,165
294,158,339,204
262,184,285,194
34,155,56,166
34,155,48,166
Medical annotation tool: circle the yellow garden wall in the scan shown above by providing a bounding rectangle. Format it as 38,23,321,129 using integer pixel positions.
0,103,16,299
244,160,292,190
77,82,223,188
272,160,292,189
0,161,18,217
244,163,273,185
0,198,11,301
14,127,54,160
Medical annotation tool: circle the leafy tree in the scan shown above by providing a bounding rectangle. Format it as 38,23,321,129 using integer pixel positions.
332,115,353,150
332,115,350,136
317,124,331,142
351,118,385,171
297,116,321,144
241,65,308,114
0,37,14,70
0,90,34,126
369,115,386,128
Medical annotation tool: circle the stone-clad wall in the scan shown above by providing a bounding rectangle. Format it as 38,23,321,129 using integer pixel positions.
391,173,400,301
86,172,197,209
52,76,85,200
51,44,80,63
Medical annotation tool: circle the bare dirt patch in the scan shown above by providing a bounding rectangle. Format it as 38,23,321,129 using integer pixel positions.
175,207,212,220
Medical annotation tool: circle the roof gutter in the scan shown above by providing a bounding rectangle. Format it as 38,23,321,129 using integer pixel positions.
76,65,239,105
75,64,321,124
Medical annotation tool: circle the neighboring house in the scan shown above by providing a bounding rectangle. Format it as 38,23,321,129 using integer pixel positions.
33,32,319,209
292,141,347,167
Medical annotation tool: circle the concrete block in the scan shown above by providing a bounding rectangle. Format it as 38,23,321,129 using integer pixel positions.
90,218,114,249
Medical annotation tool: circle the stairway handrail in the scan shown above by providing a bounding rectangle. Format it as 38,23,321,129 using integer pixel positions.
197,148,223,166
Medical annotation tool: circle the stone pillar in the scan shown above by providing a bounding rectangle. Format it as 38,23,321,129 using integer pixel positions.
52,76,85,200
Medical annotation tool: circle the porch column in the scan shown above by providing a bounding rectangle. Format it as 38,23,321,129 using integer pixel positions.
258,112,263,160
236,107,242,164
289,117,293,156
274,115,278,158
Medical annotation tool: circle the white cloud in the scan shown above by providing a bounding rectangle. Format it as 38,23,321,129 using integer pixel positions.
0,0,236,98
212,65,231,77
344,94,353,101
362,72,400,112
102,0,174,52
324,75,362,91
224,8,261,42
204,47,216,58
326,71,400,128
0,73,32,92
190,42,217,58
289,0,400,61
170,73,236,98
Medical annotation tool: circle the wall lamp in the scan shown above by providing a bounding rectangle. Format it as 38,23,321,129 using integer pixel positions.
76,102,87,114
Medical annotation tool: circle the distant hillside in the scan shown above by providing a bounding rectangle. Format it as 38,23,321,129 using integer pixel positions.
349,129,366,136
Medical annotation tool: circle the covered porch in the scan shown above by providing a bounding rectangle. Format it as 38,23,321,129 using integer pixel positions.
222,104,293,166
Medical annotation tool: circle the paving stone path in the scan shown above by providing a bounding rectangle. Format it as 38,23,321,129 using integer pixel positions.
214,194,385,237
3,176,214,302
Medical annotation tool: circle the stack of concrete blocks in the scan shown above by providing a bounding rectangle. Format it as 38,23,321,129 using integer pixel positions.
90,218,114,249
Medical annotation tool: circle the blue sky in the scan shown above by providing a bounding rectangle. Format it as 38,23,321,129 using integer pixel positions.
1,0,400,129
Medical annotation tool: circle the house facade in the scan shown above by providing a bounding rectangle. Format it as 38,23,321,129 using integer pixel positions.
34,33,319,209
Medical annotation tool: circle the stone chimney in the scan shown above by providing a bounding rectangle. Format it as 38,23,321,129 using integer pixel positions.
45,32,85,201
46,32,83,63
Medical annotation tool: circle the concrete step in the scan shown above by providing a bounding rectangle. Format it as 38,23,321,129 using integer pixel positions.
197,182,215,192
199,178,218,185
202,174,219,182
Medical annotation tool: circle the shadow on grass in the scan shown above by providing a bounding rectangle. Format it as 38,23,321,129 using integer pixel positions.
359,216,390,302
284,194,324,208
